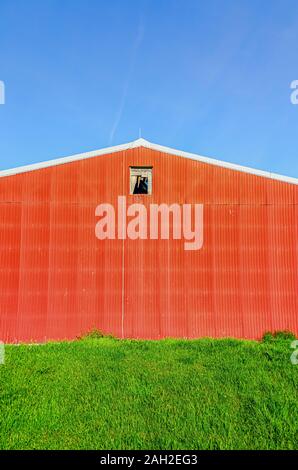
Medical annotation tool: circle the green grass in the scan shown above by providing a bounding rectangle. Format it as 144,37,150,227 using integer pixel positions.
0,336,297,450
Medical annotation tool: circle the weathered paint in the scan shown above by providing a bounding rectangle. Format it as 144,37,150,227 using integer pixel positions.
0,145,297,342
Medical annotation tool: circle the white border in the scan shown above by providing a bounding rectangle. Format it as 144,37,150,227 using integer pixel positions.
0,138,297,185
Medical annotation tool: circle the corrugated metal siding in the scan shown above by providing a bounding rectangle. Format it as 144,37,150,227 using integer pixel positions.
0,146,297,342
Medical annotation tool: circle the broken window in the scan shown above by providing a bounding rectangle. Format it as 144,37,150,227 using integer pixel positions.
130,167,152,195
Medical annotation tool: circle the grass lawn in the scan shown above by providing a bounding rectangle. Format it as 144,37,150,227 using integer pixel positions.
0,335,297,450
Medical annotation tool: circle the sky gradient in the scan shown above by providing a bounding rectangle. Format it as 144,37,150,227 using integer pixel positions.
0,0,298,177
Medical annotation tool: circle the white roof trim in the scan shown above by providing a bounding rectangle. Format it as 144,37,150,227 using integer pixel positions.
0,137,297,185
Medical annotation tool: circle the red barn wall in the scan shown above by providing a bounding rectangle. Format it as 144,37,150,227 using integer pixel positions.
0,146,297,342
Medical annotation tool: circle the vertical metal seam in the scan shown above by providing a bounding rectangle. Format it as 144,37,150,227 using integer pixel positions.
46,170,54,341
16,199,25,338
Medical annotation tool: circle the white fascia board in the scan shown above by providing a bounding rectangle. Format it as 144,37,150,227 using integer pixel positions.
0,140,137,178
0,137,297,185
142,140,298,185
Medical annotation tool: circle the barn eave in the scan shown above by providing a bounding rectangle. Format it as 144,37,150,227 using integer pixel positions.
0,138,297,185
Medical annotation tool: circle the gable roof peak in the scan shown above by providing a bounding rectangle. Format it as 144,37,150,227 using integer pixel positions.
0,139,297,185
131,137,151,148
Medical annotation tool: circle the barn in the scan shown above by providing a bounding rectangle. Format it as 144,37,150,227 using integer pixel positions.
0,138,297,343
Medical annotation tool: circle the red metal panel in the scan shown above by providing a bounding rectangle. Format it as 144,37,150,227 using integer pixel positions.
239,205,272,338
0,146,297,342
0,202,21,342
16,201,50,342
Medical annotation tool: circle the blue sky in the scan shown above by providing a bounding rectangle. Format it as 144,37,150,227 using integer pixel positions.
0,0,298,176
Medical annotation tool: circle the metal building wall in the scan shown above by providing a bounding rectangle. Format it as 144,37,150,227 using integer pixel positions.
0,146,297,342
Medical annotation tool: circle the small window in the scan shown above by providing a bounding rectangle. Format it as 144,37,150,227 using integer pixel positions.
130,167,152,195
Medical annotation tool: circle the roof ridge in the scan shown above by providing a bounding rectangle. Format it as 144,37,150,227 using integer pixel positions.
0,138,297,185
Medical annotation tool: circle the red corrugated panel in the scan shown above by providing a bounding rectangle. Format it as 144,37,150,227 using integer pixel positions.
0,202,21,342
0,146,297,342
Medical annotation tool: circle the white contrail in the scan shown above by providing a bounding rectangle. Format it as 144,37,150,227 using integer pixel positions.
109,19,144,143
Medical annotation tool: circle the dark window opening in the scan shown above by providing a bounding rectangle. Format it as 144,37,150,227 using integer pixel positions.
130,167,152,195
133,175,149,194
